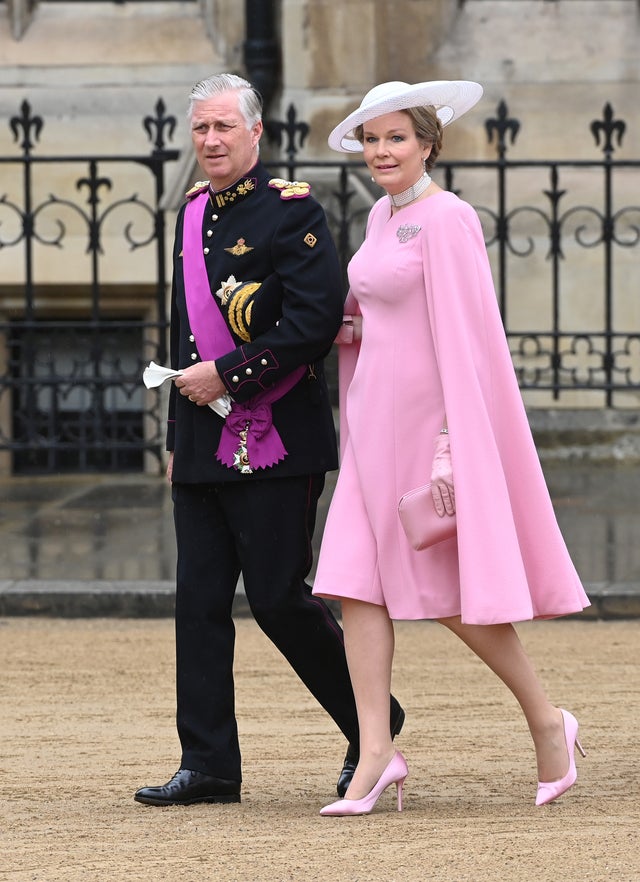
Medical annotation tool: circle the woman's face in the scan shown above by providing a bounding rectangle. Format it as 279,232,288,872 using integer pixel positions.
362,111,431,196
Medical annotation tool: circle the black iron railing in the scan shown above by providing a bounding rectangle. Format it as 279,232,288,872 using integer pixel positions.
266,101,640,408
1,98,638,474
0,99,178,472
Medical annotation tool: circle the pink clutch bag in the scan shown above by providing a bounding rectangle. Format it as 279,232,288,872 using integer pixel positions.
398,483,457,550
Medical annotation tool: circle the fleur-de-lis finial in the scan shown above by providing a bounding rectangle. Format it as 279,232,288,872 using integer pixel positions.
590,104,625,157
143,98,177,153
265,104,310,162
485,101,520,159
9,100,43,155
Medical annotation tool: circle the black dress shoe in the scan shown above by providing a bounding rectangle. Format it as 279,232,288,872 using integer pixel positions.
134,769,241,806
336,705,406,797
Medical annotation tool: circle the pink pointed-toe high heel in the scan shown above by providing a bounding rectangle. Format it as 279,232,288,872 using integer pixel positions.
319,750,409,817
535,708,586,806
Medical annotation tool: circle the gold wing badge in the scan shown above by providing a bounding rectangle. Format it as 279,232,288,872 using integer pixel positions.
224,238,254,256
216,275,261,342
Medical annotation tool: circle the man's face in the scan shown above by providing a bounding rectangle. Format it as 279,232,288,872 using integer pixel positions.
190,91,262,190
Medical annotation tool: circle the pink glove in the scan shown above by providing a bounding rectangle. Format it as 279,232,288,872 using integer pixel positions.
430,433,455,517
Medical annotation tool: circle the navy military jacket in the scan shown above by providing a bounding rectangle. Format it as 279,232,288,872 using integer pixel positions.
167,161,343,483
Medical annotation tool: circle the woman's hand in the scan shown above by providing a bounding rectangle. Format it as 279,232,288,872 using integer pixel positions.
430,433,455,516
335,315,363,344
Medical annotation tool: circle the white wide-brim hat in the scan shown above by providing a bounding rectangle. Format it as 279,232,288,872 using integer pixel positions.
328,80,483,153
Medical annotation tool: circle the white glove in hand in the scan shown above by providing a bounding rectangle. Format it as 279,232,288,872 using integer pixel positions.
142,361,182,388
142,361,231,419
430,433,455,517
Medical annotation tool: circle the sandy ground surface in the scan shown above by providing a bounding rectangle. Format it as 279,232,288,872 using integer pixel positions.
1,616,638,882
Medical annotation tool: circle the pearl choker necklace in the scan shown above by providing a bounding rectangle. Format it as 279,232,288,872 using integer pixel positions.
389,172,432,208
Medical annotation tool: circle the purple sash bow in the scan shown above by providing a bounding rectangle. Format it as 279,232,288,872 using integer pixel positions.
182,192,304,471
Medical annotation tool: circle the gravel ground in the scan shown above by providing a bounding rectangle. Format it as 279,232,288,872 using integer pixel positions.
1,616,638,882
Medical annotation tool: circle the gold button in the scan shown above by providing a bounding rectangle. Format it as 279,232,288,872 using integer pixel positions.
190,353,197,360
232,375,239,383
261,358,267,366
245,368,252,375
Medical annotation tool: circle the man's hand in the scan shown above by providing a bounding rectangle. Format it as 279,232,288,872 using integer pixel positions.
174,361,226,405
430,433,455,517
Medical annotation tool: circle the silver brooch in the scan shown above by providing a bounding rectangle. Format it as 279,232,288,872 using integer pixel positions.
396,224,421,243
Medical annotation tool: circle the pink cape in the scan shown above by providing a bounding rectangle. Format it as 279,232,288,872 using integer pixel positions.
315,191,589,624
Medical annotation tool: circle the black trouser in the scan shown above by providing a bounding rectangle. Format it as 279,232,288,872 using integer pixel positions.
172,475,361,781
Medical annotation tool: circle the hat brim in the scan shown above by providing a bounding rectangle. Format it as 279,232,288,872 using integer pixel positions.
328,80,483,153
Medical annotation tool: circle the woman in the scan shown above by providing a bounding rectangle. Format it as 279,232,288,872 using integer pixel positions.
312,80,589,816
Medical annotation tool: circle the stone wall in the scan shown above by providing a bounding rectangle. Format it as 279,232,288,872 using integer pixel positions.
2,1,636,205
0,1,239,153
1,0,639,429
278,0,640,417
2,1,637,173
280,0,640,161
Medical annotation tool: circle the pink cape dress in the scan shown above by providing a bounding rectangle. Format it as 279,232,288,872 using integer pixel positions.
312,191,590,624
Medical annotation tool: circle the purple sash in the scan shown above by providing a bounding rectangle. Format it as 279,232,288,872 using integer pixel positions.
182,192,304,470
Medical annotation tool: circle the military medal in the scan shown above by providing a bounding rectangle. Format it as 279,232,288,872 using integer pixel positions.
216,275,237,305
233,421,253,474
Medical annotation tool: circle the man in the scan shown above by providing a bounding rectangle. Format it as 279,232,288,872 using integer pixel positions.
134,73,403,807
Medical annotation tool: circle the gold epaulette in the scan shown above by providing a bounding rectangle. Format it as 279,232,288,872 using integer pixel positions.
268,178,311,200
184,181,210,201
